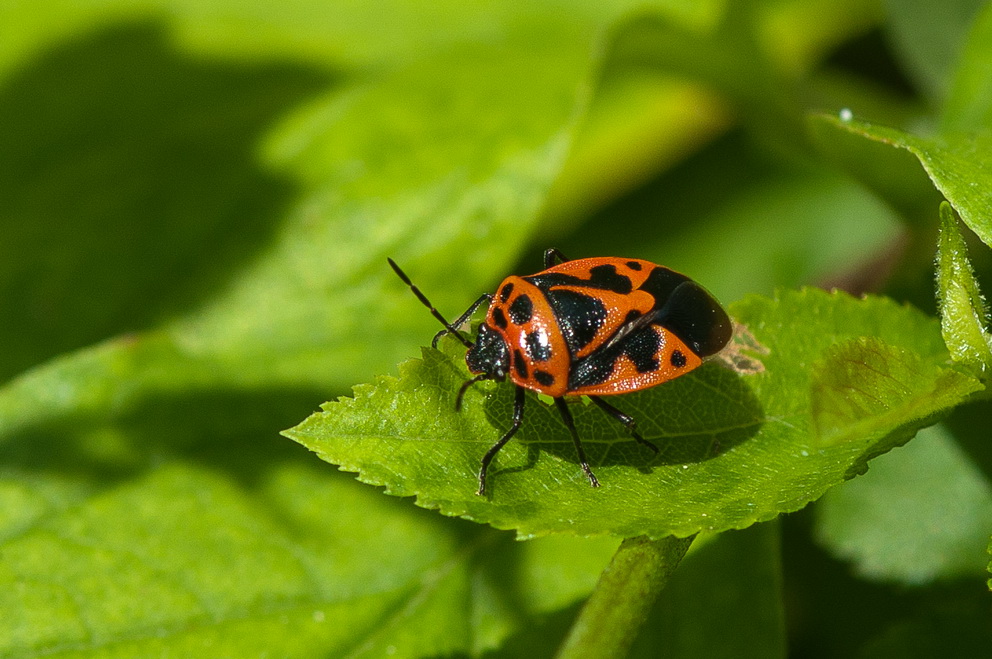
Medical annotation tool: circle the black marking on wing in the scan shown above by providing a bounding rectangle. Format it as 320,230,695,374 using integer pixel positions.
569,323,662,389
653,281,732,357
639,266,691,306
545,289,607,355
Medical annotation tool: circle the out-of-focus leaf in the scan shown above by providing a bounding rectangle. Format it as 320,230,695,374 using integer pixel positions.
0,445,620,657
0,23,334,381
943,2,992,133
630,523,786,659
539,70,730,234
286,289,981,539
760,0,882,77
883,0,987,103
816,424,992,584
559,133,903,303
815,115,992,247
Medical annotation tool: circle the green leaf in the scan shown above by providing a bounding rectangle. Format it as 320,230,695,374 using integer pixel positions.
0,22,334,382
809,337,975,445
0,450,623,657
936,201,992,372
286,289,982,539
815,114,992,247
816,423,992,585
942,2,992,133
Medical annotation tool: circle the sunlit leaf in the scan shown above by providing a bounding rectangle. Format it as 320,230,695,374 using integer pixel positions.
286,289,981,539
936,201,992,373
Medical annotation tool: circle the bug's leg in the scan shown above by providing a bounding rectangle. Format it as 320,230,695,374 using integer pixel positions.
589,396,659,453
456,373,490,411
432,293,493,348
544,248,570,268
553,398,600,488
477,385,526,496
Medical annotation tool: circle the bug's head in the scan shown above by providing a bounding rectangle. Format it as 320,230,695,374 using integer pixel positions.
465,322,509,380
455,323,510,411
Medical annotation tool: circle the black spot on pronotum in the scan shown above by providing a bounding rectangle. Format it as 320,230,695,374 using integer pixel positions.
514,349,529,378
525,331,552,362
499,282,514,302
626,260,642,271
534,370,555,387
671,349,687,368
508,294,533,325
491,307,508,329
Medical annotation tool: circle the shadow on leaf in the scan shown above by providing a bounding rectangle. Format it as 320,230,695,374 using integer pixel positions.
479,361,764,483
0,21,336,382
0,386,340,490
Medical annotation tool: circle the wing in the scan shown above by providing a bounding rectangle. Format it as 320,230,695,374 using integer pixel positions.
566,317,702,396
565,279,731,395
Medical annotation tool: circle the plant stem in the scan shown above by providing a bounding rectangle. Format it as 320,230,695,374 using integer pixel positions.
555,534,696,659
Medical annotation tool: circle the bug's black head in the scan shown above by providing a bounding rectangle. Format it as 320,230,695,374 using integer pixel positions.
465,323,510,380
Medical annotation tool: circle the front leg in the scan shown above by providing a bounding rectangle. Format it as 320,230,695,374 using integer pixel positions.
477,385,526,496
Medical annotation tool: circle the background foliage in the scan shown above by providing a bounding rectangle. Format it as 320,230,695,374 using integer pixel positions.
1,0,990,656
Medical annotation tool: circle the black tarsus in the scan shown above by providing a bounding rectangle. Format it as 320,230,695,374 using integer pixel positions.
588,396,659,453
456,373,491,411
388,257,476,349
544,248,570,268
554,398,600,488
478,385,527,495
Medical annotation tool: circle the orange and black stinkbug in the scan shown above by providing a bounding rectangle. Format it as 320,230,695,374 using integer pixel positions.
388,249,732,495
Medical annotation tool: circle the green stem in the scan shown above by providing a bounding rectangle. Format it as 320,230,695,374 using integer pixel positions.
556,534,696,659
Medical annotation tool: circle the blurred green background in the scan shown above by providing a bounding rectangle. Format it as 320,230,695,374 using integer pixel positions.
1,1,990,656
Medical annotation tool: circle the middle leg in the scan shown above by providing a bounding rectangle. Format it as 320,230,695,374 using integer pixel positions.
588,396,659,453
553,398,600,488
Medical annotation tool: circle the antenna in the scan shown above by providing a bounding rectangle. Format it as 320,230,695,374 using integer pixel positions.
388,258,475,349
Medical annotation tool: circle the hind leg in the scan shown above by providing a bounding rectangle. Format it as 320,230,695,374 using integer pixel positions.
553,398,600,487
588,396,659,453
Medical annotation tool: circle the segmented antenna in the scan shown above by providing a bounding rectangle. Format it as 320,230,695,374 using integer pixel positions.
388,258,474,349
